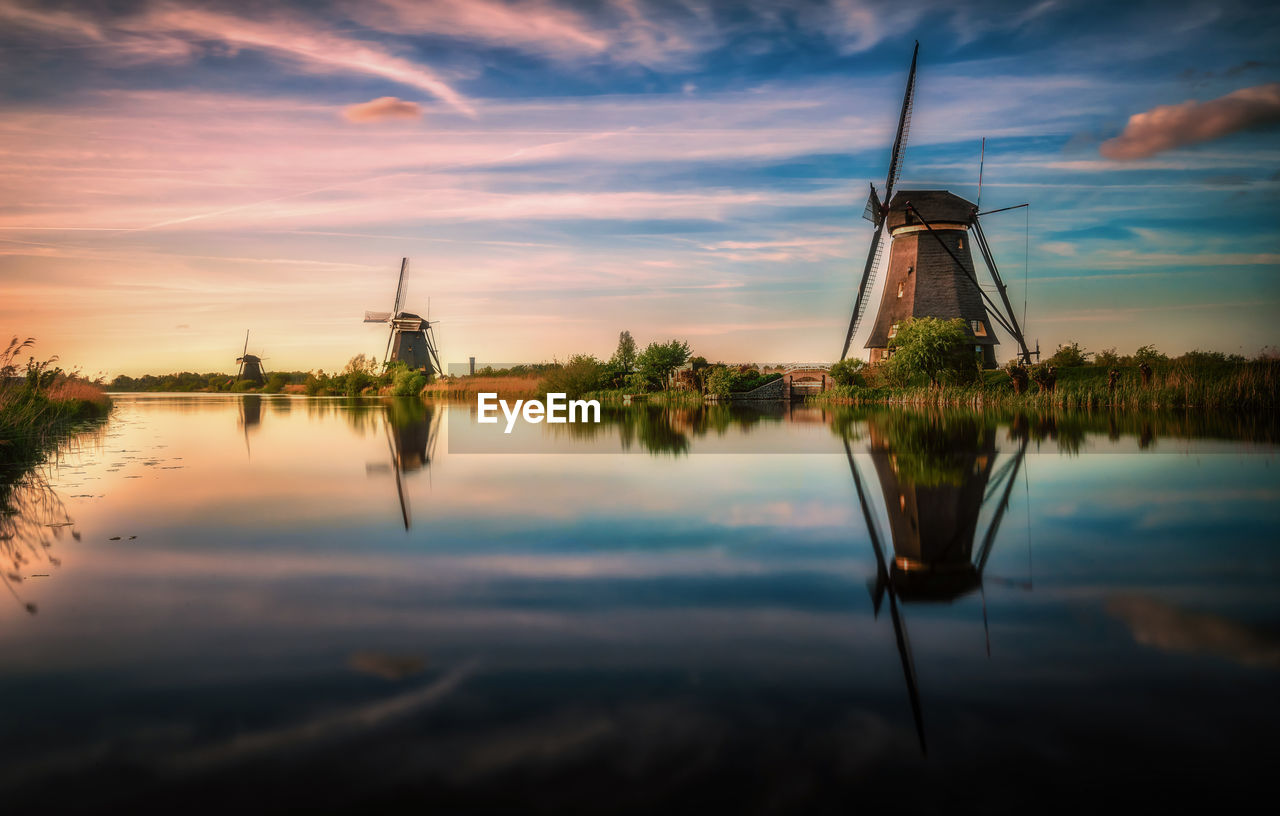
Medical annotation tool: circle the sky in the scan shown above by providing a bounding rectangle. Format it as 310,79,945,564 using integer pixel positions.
0,0,1278,377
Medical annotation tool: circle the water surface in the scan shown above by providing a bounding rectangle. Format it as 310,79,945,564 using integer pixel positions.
2,394,1277,813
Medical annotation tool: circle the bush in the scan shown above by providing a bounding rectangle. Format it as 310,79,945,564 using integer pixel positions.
539,354,607,397
1133,344,1168,365
829,358,865,386
262,373,288,393
391,367,428,396
1046,341,1091,368
230,379,257,392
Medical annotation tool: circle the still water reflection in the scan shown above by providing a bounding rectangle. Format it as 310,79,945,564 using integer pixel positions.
1,394,1277,812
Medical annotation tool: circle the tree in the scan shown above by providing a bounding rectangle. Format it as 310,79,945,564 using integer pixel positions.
539,354,606,397
611,330,638,373
882,317,972,387
1094,347,1121,367
1046,341,1091,368
345,354,378,376
829,358,865,386
636,339,691,388
1133,344,1168,365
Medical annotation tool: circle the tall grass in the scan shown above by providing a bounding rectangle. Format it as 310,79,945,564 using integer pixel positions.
814,361,1278,412
1,337,111,468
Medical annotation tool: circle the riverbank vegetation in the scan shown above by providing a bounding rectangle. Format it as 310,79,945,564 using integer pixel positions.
818,319,1278,411
1,337,111,469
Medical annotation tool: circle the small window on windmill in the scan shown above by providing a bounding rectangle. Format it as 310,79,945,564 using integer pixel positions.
970,319,988,337
888,322,899,339
958,237,964,250
907,265,914,275
897,282,905,299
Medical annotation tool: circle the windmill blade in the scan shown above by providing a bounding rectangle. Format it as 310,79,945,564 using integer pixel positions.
391,257,409,317
838,43,917,361
839,220,886,360
383,325,396,365
242,329,249,359
861,183,882,227
882,41,919,206
425,323,443,378
363,311,392,323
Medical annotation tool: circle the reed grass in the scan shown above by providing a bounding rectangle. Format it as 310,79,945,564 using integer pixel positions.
813,361,1278,412
1,337,112,469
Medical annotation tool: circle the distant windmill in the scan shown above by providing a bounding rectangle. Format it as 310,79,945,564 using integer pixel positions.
235,330,266,385
363,258,442,376
840,43,1035,367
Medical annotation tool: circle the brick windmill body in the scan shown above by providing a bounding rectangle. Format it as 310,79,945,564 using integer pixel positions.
840,44,1035,368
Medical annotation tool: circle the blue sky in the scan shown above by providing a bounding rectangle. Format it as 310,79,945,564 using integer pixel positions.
0,0,1277,374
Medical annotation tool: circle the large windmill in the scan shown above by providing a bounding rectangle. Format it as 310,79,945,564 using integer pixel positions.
840,43,1035,368
364,258,442,376
235,330,266,385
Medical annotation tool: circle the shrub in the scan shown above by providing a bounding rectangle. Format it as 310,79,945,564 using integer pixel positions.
1046,341,1091,368
539,354,607,397
1133,344,1168,365
829,358,865,387
262,373,288,393
391,367,428,396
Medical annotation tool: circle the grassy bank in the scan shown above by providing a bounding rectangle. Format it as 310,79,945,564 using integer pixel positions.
2,341,112,470
813,361,1279,411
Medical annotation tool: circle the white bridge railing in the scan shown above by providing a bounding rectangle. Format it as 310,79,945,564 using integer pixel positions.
779,362,832,372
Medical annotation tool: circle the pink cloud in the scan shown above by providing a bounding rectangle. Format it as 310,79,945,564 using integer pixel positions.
343,97,424,123
1100,83,1280,160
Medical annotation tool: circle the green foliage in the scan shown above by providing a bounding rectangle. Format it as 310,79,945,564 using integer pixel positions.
1046,341,1091,368
829,358,866,387
390,366,428,396
705,366,734,397
539,354,607,397
636,339,691,387
704,366,782,395
1094,347,1121,367
2,336,111,467
883,317,973,387
229,379,257,392
689,356,709,371
611,330,638,373
262,372,288,393
1177,349,1245,365
1133,344,1168,365
625,371,654,393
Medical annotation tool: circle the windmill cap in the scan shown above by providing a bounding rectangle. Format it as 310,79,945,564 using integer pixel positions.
887,190,975,233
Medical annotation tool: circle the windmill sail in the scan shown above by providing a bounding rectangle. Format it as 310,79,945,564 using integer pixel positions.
364,311,393,323
840,42,918,361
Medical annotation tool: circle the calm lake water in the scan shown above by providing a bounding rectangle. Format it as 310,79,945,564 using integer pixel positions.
2,394,1278,813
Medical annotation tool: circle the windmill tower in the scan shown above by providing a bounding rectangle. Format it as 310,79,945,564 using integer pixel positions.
364,258,442,376
235,330,266,385
840,44,1034,368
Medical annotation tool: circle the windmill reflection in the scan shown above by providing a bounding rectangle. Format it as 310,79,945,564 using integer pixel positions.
238,395,262,458
843,412,1029,755
367,399,440,530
